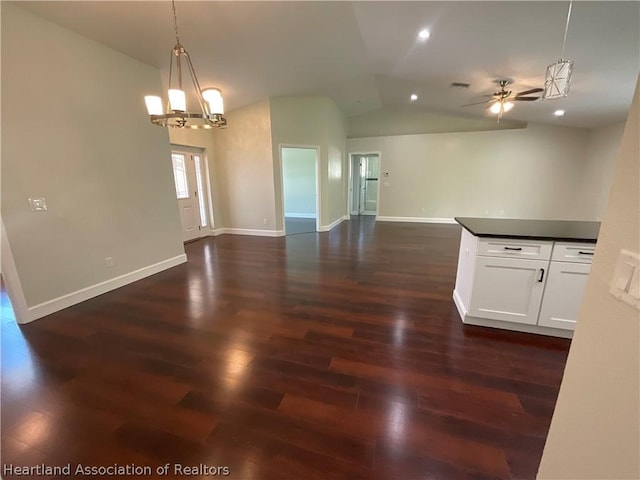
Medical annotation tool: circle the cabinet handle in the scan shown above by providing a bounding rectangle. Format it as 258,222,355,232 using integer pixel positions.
504,247,523,251
538,268,545,282
578,251,594,255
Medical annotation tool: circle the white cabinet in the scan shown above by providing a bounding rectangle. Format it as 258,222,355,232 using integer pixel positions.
538,260,591,330
469,257,548,325
453,229,595,338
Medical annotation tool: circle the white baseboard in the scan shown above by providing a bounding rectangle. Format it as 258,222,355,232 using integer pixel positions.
285,213,317,219
25,254,187,324
452,289,468,319
376,216,457,224
217,228,285,237
319,215,349,232
461,314,574,339
453,291,573,339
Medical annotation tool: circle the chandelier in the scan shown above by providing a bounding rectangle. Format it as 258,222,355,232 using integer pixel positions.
544,1,574,100
144,0,227,129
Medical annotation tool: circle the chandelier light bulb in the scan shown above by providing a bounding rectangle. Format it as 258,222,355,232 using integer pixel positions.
144,96,163,115
168,89,186,112
490,102,502,114
202,88,224,115
503,101,514,112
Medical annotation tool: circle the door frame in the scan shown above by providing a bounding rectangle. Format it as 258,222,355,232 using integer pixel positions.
278,144,321,234
348,151,382,217
170,145,212,242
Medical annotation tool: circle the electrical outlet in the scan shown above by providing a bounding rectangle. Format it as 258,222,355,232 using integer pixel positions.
28,197,47,212
105,257,114,268
263,218,268,225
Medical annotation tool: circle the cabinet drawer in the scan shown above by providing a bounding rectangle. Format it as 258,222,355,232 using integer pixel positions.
477,238,553,260
551,243,596,264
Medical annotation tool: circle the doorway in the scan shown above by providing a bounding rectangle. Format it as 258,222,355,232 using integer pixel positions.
280,146,319,235
350,153,380,215
170,147,210,242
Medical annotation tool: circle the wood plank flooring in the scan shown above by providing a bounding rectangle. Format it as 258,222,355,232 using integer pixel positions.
1,217,570,479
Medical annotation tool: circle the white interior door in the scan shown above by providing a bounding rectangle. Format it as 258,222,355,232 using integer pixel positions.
171,152,202,242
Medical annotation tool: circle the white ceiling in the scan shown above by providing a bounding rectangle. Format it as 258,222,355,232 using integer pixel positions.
16,1,640,128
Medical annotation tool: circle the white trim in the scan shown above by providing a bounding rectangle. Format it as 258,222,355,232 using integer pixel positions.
25,254,188,324
454,290,573,339
460,312,574,339
319,215,349,232
376,216,457,224
1,220,30,325
206,228,226,237
285,213,317,219
453,289,468,319
217,228,285,237
348,151,382,217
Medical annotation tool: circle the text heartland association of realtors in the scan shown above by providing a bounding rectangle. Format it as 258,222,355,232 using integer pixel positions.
2,463,231,476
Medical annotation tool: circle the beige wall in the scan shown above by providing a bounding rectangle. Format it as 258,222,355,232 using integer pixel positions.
581,122,626,219
1,5,184,314
347,122,621,221
168,129,223,230
270,96,348,230
212,100,277,233
348,107,526,138
538,78,640,479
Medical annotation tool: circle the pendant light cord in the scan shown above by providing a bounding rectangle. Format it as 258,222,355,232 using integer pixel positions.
172,0,181,45
560,0,573,59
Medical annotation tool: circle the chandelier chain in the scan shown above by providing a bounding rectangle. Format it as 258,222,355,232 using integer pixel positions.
560,0,573,59
172,0,181,45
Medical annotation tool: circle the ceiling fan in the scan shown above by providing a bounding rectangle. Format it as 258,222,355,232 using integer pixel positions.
461,80,543,121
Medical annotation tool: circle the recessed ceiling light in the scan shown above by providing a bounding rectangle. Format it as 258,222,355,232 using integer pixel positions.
554,109,566,116
410,94,418,101
418,29,431,41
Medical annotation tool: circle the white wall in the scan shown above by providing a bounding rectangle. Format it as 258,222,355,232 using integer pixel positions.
537,78,640,480
282,148,316,217
212,100,279,235
1,4,185,322
270,96,348,230
347,122,621,221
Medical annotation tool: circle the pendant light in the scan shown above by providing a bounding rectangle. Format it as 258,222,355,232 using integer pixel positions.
544,1,574,100
144,0,227,129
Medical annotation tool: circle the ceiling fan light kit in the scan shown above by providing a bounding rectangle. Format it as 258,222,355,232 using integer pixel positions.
144,0,227,129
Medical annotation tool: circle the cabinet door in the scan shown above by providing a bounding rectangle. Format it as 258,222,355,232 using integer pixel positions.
538,261,591,330
469,257,548,325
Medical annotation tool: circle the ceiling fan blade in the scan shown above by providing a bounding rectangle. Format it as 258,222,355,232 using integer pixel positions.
460,99,495,107
515,88,544,97
513,96,540,101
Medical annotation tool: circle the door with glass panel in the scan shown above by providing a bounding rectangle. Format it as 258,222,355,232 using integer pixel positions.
171,150,209,242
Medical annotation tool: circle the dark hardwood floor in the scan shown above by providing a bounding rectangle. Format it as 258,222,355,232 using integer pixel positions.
1,217,570,479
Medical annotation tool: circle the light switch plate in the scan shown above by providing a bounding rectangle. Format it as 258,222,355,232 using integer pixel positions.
28,197,47,212
610,249,640,310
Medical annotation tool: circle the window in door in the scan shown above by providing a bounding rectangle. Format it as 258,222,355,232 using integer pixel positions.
171,153,190,199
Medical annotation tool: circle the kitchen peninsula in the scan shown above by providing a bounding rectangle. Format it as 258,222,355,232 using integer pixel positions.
453,217,600,338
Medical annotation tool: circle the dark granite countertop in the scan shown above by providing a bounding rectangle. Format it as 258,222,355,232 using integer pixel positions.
455,217,600,243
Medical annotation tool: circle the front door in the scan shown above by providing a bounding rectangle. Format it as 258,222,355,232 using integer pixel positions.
171,151,202,242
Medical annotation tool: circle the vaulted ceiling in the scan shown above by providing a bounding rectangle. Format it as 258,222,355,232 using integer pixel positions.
16,1,640,128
